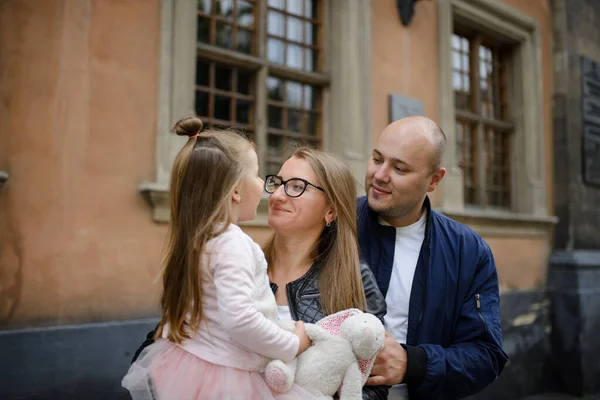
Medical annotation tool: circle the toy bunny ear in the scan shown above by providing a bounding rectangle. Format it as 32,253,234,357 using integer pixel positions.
316,308,362,336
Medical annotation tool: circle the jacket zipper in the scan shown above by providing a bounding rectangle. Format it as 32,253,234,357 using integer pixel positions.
475,294,488,332
299,291,320,300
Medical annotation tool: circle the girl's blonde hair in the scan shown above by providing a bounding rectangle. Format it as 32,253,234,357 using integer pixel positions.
263,147,367,315
155,117,253,343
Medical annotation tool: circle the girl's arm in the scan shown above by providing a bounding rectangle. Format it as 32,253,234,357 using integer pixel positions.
213,246,299,363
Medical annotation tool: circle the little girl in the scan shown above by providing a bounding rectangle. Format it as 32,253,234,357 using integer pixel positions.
122,117,323,400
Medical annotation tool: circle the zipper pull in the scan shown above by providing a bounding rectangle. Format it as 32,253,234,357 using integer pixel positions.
475,294,481,310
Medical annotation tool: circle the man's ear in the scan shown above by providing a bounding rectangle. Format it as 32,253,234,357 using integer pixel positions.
427,167,446,193
232,188,242,204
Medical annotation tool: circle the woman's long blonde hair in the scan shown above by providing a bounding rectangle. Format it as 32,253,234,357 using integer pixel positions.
155,117,253,344
263,147,367,315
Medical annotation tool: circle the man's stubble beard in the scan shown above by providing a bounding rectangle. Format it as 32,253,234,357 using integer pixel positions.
368,193,414,221
375,203,412,220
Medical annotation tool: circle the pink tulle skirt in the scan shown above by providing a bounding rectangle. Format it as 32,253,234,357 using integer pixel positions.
122,339,329,400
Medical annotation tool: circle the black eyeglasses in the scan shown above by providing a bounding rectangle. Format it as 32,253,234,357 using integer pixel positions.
264,175,325,198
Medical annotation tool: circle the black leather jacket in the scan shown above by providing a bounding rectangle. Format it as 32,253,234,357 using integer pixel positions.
272,261,386,325
132,262,388,400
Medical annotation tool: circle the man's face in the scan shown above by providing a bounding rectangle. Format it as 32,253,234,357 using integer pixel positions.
365,124,442,224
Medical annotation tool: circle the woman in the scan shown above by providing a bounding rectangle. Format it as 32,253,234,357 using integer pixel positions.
264,148,382,322
133,147,387,399
264,147,388,400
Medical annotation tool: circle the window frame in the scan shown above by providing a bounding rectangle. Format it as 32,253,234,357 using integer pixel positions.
452,29,514,209
437,0,557,234
140,0,372,224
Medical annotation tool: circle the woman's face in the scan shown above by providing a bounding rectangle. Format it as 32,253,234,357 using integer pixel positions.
267,157,332,236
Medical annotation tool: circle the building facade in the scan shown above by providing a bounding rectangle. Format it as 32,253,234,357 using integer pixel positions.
0,0,555,328
1,0,577,398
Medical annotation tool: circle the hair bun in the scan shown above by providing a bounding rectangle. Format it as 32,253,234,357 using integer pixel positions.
173,117,204,138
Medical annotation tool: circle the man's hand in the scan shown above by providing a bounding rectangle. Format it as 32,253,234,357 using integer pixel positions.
366,331,407,386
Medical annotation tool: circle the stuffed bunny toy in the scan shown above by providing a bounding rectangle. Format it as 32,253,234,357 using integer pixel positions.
265,310,385,400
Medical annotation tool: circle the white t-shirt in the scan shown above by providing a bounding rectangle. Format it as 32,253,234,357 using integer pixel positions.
277,305,292,321
381,210,427,399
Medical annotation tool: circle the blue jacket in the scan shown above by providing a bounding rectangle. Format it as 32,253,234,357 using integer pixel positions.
357,196,508,400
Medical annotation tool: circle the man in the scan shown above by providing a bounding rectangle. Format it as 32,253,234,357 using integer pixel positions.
358,116,508,399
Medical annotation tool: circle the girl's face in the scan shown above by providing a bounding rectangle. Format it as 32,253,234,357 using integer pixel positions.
267,156,332,236
235,148,264,222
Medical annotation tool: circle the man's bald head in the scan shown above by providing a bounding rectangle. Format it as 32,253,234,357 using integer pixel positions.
384,116,447,173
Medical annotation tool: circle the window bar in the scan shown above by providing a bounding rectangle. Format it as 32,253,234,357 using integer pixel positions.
471,35,486,207
254,0,268,175
317,0,324,71
301,0,306,70
283,0,288,67
493,48,501,119
209,0,217,45
469,37,478,113
231,0,238,51
282,80,288,158
208,62,216,127
500,52,509,119
506,137,511,207
231,68,238,124
251,1,257,55
300,84,306,135
487,128,493,205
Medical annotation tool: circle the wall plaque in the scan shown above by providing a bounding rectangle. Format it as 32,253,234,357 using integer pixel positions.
581,56,600,187
389,94,423,123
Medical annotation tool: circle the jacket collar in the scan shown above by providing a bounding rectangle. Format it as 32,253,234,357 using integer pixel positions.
269,262,320,294
365,195,433,246
422,196,433,247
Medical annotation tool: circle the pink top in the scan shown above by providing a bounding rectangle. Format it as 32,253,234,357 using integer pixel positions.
164,223,299,372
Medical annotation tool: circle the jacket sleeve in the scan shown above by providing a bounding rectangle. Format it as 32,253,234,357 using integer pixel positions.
360,261,386,323
214,250,299,362
359,261,389,400
362,385,389,400
406,243,509,399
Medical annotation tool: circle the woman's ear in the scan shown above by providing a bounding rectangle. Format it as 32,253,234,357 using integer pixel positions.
325,208,337,224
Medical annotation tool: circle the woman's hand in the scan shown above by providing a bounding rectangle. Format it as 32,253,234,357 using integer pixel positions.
293,321,312,355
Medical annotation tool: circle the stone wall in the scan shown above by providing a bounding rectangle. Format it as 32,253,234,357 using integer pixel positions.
553,0,600,251
550,0,600,396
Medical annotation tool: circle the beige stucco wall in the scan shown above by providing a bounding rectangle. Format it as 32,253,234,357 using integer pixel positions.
371,0,442,206
0,0,554,329
370,0,554,290
0,0,165,328
0,0,279,328
483,236,550,290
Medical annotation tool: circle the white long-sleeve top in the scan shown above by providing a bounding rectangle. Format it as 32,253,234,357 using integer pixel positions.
164,223,299,372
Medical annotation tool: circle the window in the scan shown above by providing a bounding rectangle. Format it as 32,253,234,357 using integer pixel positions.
142,0,373,223
265,0,320,71
438,0,552,225
195,61,255,132
194,0,326,176
452,32,513,209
